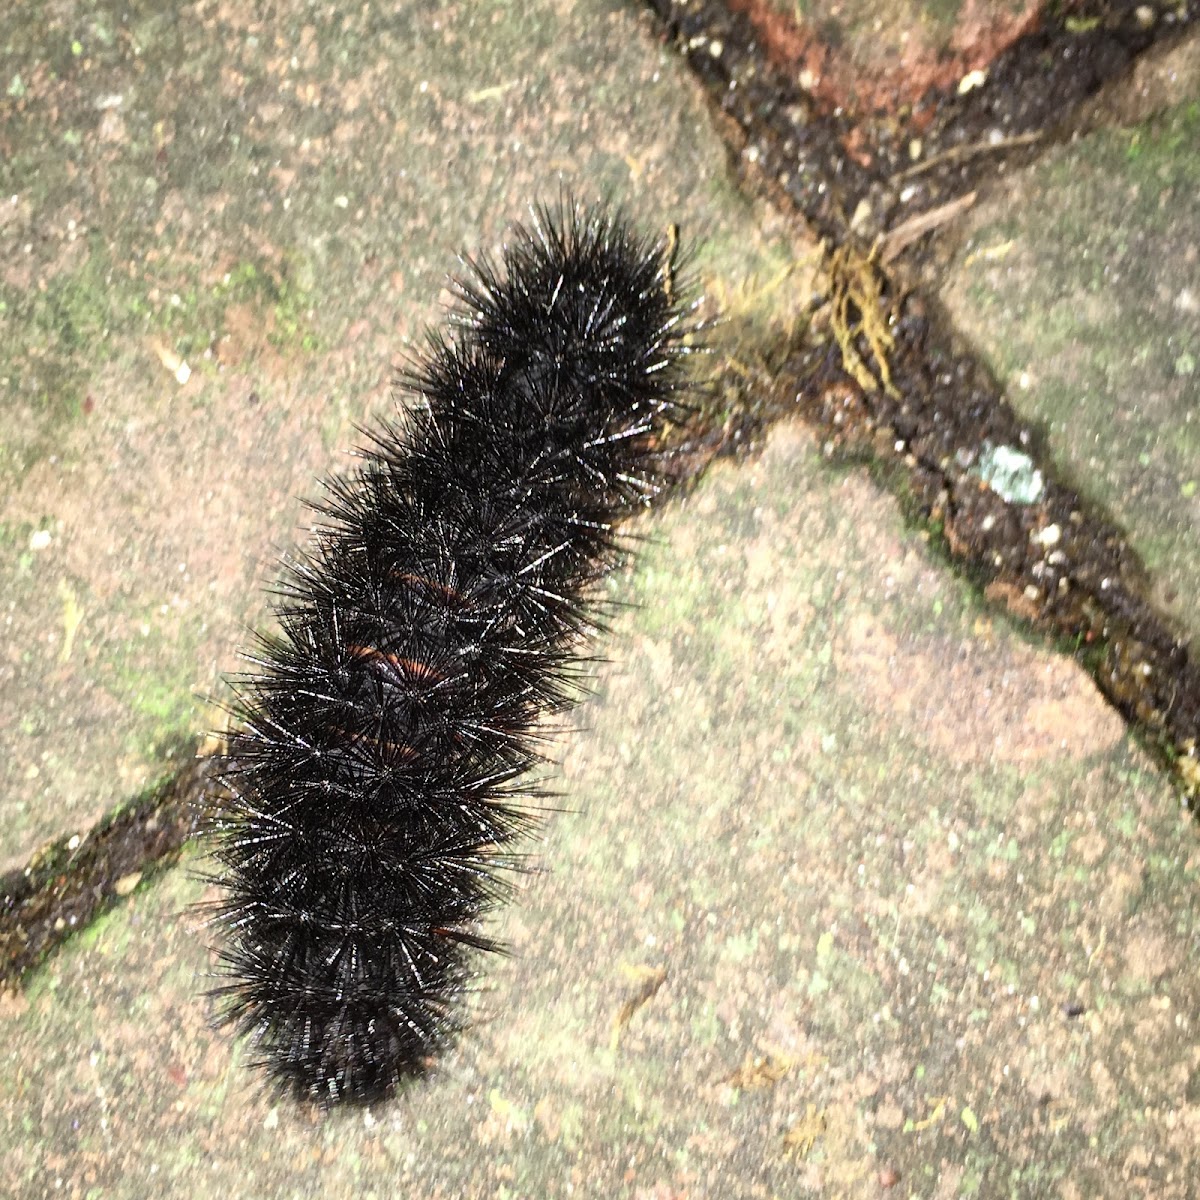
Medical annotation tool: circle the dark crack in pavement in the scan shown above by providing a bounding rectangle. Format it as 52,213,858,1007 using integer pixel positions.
3,1,1200,1194
646,0,1199,242
646,0,1200,796
4,0,1199,1008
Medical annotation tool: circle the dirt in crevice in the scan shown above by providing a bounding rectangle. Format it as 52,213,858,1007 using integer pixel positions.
790,267,1200,791
0,750,209,987
645,0,1198,243
662,250,1200,798
643,0,1200,795
5,0,1199,995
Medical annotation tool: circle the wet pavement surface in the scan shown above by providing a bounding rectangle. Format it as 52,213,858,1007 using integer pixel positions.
2,0,1199,1196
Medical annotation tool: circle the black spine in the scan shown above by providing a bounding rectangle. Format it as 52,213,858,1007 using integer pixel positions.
205,201,697,1105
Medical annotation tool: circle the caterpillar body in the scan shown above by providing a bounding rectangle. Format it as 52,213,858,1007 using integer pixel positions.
205,202,700,1105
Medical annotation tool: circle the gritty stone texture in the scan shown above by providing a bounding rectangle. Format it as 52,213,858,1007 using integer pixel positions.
2,0,1199,1196
3,424,1198,1197
726,0,1037,115
0,0,814,866
942,90,1200,653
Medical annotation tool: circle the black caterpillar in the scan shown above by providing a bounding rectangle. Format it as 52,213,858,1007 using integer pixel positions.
205,201,700,1105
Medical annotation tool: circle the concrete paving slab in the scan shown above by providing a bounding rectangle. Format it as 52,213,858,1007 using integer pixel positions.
3,0,1199,1197
4,424,1197,1198
0,0,814,868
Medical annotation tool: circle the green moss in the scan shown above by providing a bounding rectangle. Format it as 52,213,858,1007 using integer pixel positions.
93,615,204,760
921,0,965,33
952,96,1200,653
159,256,321,360
1124,102,1200,170
28,237,118,354
75,902,127,953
